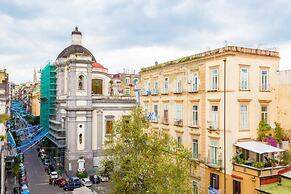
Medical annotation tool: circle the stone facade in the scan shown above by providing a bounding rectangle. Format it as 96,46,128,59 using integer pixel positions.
50,28,136,175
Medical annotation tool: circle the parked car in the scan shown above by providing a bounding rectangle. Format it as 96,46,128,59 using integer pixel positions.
69,177,81,185
89,175,101,184
99,174,109,182
50,171,58,179
63,181,81,191
43,158,50,166
81,178,92,187
55,177,67,187
47,165,55,175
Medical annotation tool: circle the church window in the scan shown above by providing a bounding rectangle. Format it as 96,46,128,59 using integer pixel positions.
78,75,84,90
106,120,113,134
79,133,83,144
92,79,103,94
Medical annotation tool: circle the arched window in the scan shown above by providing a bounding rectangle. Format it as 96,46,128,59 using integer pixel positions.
78,75,84,90
79,133,83,144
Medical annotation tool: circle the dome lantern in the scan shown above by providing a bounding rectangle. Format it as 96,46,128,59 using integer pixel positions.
71,26,82,45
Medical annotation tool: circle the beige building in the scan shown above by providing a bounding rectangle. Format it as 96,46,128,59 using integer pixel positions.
140,46,283,194
277,70,291,136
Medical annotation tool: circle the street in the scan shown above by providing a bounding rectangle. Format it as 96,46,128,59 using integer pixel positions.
24,149,66,194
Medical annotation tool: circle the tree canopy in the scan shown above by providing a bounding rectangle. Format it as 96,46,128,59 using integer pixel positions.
104,108,196,194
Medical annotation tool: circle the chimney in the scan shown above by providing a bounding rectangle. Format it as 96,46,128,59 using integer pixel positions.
71,26,82,45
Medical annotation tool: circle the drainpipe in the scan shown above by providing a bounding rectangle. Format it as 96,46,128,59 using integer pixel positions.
223,58,227,194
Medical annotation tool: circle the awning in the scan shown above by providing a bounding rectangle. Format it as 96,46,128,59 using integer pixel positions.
234,141,285,154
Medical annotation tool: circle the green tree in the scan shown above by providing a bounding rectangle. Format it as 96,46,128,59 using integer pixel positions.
257,120,271,141
0,113,10,124
274,122,284,143
104,108,196,194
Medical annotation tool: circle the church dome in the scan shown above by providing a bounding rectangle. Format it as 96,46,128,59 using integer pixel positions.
56,44,96,62
56,27,96,62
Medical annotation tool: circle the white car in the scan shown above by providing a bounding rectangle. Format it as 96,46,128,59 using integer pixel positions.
50,171,58,179
81,178,92,187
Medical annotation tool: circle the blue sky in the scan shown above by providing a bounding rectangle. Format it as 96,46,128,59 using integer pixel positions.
1,0,291,83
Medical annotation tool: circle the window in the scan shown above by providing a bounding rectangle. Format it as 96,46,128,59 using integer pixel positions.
144,103,148,115
153,79,159,93
211,105,218,129
261,106,268,122
211,68,219,90
79,133,83,144
106,120,113,134
192,139,198,159
163,105,168,123
233,180,241,194
240,105,248,129
192,72,199,92
261,70,269,91
164,77,169,93
176,77,182,93
78,75,84,90
177,136,182,146
192,181,198,194
133,78,138,85
176,104,182,120
210,141,219,165
92,79,103,94
125,88,130,95
125,77,130,84
240,68,248,90
153,104,158,121
210,173,219,190
193,105,198,126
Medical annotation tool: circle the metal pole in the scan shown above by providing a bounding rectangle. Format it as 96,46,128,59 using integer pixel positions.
223,58,227,194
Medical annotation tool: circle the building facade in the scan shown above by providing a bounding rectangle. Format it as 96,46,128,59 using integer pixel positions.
140,46,281,194
0,70,9,114
49,28,136,174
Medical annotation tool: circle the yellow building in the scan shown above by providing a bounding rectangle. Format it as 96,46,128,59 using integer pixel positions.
277,70,291,137
140,46,283,194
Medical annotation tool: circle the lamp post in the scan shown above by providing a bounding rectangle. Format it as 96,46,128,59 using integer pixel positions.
223,58,227,194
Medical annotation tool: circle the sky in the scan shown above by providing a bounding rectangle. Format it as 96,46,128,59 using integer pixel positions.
1,0,291,83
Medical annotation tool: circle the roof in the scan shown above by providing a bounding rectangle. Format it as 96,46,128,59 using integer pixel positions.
56,44,96,62
234,141,285,154
92,62,107,70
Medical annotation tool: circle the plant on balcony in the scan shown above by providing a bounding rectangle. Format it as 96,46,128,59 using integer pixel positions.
264,136,278,147
257,121,271,141
253,161,265,169
274,122,285,143
232,155,246,164
76,171,88,179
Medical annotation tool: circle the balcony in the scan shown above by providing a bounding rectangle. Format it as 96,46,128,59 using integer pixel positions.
141,89,151,96
161,88,169,95
205,157,223,169
233,141,286,177
188,85,199,93
151,89,159,95
173,89,183,94
174,119,183,127
260,84,270,92
162,117,169,125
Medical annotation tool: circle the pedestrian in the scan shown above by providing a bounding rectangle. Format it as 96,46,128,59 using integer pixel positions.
53,179,57,186
49,178,52,185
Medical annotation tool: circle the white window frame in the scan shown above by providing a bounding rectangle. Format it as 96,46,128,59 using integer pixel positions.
164,77,169,93
176,104,182,120
261,106,268,122
210,141,219,165
192,72,199,92
240,105,248,129
211,68,219,90
240,67,249,90
153,79,159,94
192,105,198,126
176,77,182,93
192,181,199,194
261,70,269,91
192,139,198,159
153,104,158,121
211,105,219,129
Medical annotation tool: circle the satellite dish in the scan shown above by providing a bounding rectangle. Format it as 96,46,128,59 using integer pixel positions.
270,122,276,129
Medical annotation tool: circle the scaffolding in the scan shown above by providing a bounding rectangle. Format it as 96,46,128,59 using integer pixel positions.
40,62,56,130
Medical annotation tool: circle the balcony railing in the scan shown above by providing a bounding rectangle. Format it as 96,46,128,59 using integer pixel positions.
162,117,169,125
173,89,183,94
260,84,270,92
205,157,223,169
161,88,169,95
233,163,285,177
208,186,221,194
189,85,199,93
141,89,151,96
174,119,183,127
151,89,159,95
